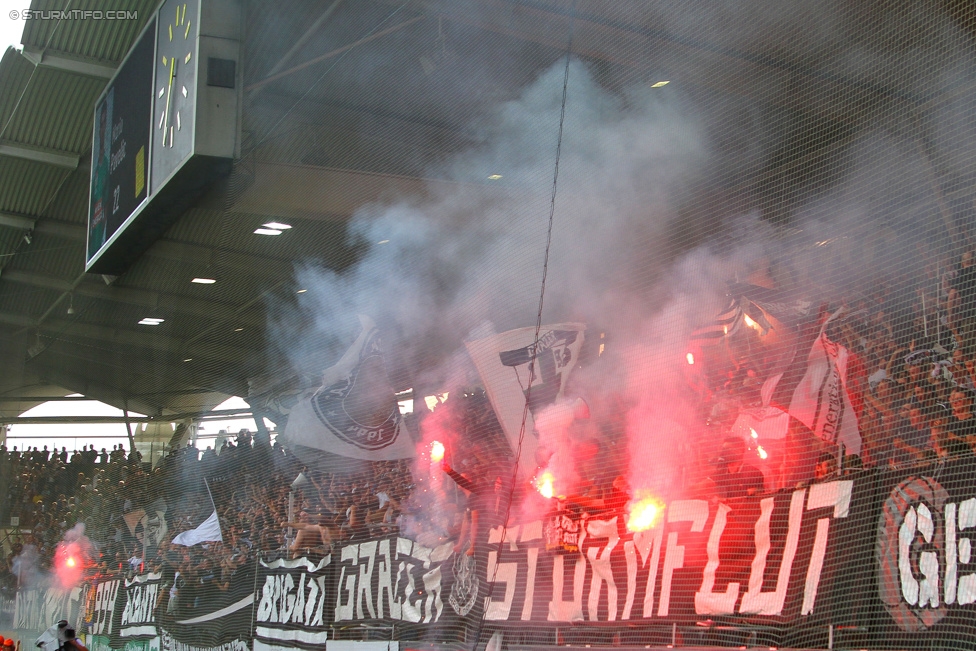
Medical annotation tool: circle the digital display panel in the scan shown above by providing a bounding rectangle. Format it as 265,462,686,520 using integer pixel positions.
87,17,155,266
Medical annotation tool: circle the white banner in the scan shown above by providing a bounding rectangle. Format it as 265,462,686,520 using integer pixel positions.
466,323,585,474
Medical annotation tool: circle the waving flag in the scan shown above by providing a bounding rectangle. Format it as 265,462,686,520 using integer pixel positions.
466,323,585,473
122,498,168,551
690,295,745,340
172,482,222,546
788,310,861,455
281,315,415,460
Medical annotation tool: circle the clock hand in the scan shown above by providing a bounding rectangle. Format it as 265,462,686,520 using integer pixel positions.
162,58,176,146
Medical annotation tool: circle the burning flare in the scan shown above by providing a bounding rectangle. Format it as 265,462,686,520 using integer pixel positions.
535,470,556,499
627,493,665,532
53,539,85,588
430,440,445,463
743,313,764,333
686,352,695,365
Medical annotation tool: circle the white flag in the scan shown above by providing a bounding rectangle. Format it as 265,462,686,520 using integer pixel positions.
281,315,415,460
172,510,222,547
789,313,861,455
465,323,585,474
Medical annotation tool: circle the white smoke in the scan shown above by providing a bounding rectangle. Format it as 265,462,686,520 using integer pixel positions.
267,0,976,522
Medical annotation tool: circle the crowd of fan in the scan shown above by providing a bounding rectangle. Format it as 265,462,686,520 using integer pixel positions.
3,252,976,597
705,250,976,486
0,431,414,603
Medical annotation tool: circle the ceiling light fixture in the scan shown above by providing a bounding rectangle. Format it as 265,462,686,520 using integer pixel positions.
487,174,503,180
138,317,165,325
254,228,283,236
377,240,390,245
183,358,193,362
263,222,292,230
651,80,670,88
191,277,216,284
66,294,75,315
234,327,244,332
296,289,307,294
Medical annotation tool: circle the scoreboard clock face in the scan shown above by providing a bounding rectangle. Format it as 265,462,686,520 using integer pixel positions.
87,17,155,264
151,0,199,191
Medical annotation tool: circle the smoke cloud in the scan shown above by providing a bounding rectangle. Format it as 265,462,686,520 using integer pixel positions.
267,0,976,524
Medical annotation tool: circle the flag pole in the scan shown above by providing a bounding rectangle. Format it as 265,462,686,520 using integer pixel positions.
204,477,217,512
203,477,222,542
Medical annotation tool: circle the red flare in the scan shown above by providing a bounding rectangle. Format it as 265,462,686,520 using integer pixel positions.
430,440,445,463
627,493,665,532
535,470,556,499
54,540,86,588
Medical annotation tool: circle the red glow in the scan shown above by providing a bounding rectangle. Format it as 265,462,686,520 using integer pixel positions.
535,470,556,499
627,493,665,532
53,538,88,589
430,440,445,463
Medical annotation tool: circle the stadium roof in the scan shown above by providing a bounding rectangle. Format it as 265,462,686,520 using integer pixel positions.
0,0,971,423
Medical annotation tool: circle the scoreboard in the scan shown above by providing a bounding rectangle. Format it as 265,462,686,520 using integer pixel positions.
87,17,154,263
86,0,240,275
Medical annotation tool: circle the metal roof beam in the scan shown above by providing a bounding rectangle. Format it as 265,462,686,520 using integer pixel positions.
0,310,254,365
0,211,36,230
2,269,266,327
147,238,295,277
34,218,86,240
0,312,33,328
16,362,163,417
2,408,254,425
229,161,487,219
48,319,250,364
5,228,302,276
25,335,250,402
38,340,249,399
0,141,79,169
21,47,117,79
2,269,72,293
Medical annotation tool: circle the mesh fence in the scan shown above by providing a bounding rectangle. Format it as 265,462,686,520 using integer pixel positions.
5,0,976,649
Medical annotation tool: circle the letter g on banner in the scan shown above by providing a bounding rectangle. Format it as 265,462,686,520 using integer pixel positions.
877,476,948,631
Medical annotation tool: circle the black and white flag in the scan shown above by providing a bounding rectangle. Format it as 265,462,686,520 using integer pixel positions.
789,310,861,455
466,323,585,474
282,316,415,460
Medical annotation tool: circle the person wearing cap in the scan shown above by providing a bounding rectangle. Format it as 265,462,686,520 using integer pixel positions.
3,639,15,651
